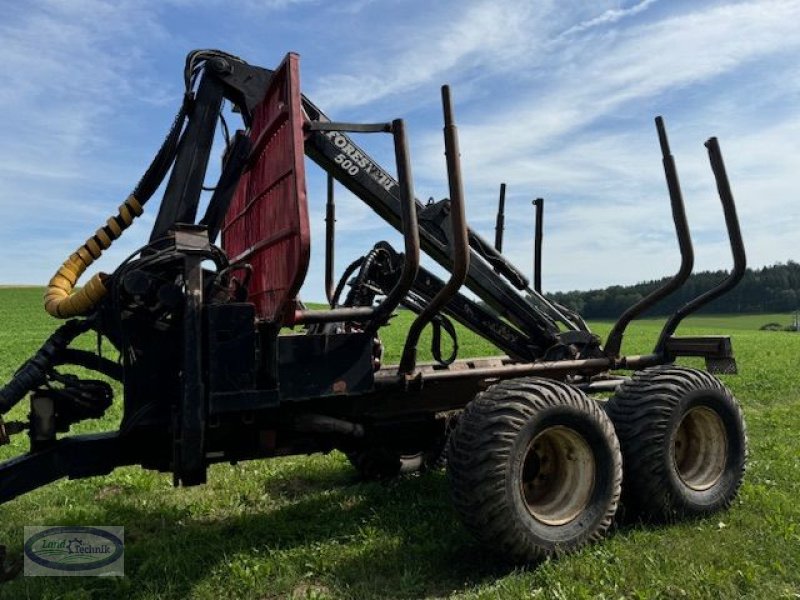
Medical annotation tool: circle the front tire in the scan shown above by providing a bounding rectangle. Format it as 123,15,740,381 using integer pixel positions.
605,366,747,522
447,378,621,563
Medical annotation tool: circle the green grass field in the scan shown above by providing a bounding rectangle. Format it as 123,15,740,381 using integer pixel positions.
0,288,798,599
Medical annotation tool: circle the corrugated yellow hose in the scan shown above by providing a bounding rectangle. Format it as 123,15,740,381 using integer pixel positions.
44,195,144,318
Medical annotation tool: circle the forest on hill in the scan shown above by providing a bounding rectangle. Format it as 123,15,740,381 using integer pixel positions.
545,261,800,319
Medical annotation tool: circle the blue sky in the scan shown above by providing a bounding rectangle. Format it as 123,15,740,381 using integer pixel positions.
0,0,798,301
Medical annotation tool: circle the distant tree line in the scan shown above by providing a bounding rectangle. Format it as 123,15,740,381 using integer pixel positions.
545,261,800,319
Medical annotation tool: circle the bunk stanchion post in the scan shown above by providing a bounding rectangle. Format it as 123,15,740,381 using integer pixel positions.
604,116,695,358
653,136,746,354
366,119,421,333
532,197,544,293
325,173,336,306
494,183,506,253
706,138,746,276
398,85,470,375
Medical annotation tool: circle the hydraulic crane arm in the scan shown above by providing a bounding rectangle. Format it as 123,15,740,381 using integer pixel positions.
300,97,579,348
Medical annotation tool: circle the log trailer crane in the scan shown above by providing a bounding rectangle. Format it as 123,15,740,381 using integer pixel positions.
0,50,748,562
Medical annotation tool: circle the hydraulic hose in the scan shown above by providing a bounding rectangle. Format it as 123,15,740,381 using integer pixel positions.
0,319,90,414
43,97,190,318
44,196,144,317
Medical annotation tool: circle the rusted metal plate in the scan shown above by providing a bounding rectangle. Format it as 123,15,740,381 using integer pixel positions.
222,52,310,322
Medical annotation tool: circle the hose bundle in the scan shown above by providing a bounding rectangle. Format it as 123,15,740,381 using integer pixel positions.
43,99,190,318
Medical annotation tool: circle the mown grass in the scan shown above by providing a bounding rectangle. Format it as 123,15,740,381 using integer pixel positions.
637,312,798,332
0,288,798,599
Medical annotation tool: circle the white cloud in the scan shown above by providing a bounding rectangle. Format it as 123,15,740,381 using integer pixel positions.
556,0,659,38
308,0,559,112
413,0,800,178
393,0,800,291
0,0,171,283
301,0,800,295
0,1,169,176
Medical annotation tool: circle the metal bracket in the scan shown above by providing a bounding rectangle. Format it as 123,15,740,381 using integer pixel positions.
664,335,738,375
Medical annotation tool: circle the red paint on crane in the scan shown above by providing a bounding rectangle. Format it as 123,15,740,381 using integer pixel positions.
222,53,310,323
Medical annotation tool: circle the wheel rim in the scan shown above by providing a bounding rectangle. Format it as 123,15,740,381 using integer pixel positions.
521,426,596,526
673,406,727,491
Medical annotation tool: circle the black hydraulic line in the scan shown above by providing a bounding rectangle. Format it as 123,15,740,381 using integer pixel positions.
133,98,191,202
468,230,529,289
391,289,461,366
430,318,458,365
332,256,365,307
399,86,470,374
532,197,544,293
494,183,506,253
57,349,124,382
344,247,381,307
604,116,694,357
325,173,336,306
654,136,746,354
0,320,92,415
366,119,420,334
150,73,226,242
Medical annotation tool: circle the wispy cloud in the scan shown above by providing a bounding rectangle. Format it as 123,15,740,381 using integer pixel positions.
162,0,318,9
393,0,800,290
416,0,800,175
309,0,559,112
0,1,168,176
557,0,659,38
0,0,171,282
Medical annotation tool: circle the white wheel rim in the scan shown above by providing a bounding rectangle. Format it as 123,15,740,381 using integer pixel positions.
521,426,596,526
673,406,727,491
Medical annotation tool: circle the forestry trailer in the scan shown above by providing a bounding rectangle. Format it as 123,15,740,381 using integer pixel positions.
0,50,748,563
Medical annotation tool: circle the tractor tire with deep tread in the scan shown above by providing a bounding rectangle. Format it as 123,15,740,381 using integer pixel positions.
447,377,622,564
604,365,747,523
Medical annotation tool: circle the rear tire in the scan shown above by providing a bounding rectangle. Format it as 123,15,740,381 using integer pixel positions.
447,377,621,563
605,366,747,522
